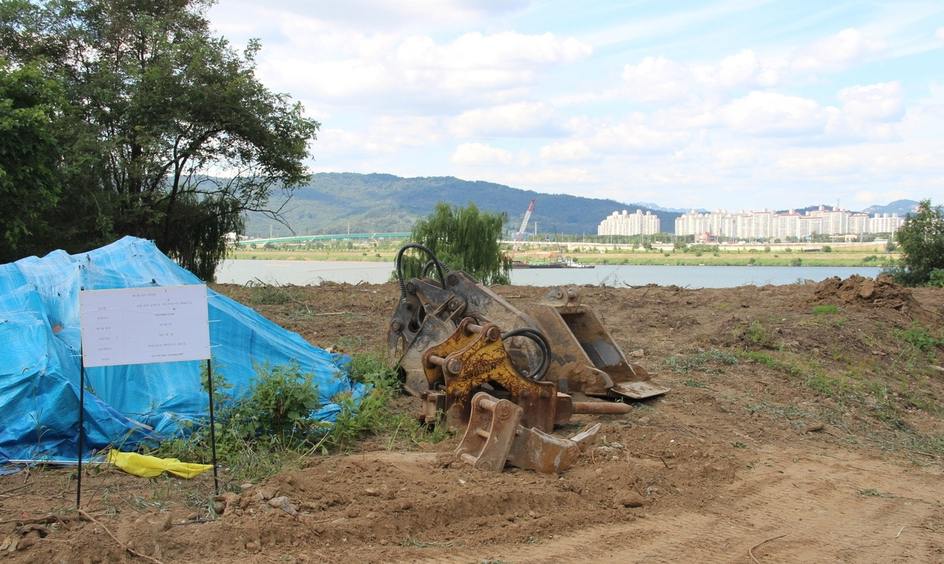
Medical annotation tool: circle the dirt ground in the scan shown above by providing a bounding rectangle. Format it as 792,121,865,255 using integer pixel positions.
2,277,943,563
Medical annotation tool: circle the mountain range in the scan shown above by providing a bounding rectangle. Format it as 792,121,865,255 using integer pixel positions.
245,173,679,237
243,173,921,237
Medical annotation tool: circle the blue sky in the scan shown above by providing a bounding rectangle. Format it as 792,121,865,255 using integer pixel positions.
208,0,944,211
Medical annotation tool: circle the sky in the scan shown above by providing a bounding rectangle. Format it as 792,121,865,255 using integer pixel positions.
208,0,944,211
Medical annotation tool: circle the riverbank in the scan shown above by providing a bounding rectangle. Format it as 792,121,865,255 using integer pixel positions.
231,247,899,268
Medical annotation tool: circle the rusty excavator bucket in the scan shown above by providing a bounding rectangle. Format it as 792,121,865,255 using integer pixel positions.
388,243,669,404
418,317,631,433
524,287,670,400
455,392,601,474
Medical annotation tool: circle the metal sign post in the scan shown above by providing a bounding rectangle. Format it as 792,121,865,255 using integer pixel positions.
76,353,85,508
206,358,219,494
77,285,212,508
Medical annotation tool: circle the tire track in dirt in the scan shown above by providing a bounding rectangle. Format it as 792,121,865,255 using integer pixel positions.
409,446,944,564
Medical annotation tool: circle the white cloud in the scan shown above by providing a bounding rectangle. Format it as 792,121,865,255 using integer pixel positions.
539,140,593,162
837,82,903,123
316,116,443,157
212,0,531,33
713,148,757,169
775,151,860,177
450,143,515,166
451,102,560,137
503,167,596,188
622,57,692,102
208,2,941,210
258,30,591,111
620,29,884,104
721,92,830,136
789,28,884,73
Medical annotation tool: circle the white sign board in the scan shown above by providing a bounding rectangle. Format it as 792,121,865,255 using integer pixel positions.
80,285,210,368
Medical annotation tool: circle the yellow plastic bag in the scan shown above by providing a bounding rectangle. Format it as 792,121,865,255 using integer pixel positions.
107,449,213,479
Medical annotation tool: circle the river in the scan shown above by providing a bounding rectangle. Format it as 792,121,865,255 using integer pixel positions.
215,260,883,289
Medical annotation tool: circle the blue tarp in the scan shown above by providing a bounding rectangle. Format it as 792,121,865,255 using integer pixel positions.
0,236,363,465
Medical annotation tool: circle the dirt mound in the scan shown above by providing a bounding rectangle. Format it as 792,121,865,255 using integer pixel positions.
4,281,944,563
813,273,914,309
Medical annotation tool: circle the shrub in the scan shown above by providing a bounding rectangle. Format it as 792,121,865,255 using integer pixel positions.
151,355,439,482
893,200,944,285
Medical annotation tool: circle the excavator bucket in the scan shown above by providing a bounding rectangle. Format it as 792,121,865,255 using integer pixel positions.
387,244,668,405
524,287,670,400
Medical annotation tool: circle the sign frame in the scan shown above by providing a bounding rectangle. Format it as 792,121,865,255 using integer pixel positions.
76,284,218,507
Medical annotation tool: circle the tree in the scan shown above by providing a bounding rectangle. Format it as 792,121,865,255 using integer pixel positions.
407,202,510,285
0,61,64,262
0,0,318,278
893,200,944,286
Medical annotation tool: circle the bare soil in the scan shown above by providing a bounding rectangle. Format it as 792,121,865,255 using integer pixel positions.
3,279,943,563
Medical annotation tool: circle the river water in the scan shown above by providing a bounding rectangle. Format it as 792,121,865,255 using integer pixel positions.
216,260,883,289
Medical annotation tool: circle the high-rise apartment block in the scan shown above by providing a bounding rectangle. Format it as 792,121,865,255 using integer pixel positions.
674,206,906,240
597,210,661,236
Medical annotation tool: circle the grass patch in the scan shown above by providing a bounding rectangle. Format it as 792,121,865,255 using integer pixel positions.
664,349,738,374
151,353,447,483
896,323,944,353
811,304,839,315
739,320,779,349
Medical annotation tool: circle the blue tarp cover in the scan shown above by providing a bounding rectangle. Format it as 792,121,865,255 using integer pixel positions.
0,236,362,465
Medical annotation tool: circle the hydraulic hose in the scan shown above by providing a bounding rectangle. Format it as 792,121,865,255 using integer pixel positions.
502,328,551,381
394,243,447,297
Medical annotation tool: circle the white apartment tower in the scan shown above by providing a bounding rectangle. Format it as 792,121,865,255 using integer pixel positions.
597,209,661,236
674,207,905,240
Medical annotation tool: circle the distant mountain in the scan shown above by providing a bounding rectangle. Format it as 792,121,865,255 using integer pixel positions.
861,199,920,216
776,204,840,214
244,173,681,237
631,202,699,213
775,201,921,216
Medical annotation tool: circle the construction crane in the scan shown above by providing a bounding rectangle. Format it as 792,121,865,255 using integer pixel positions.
514,199,536,250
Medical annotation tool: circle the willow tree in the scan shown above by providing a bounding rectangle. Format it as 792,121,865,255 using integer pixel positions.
406,202,510,285
0,0,318,279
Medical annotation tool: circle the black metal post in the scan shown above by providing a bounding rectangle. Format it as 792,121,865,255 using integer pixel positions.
207,358,219,494
76,354,85,509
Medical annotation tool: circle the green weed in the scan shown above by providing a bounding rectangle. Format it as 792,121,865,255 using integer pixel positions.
741,320,777,349
151,353,444,483
811,304,839,315
896,323,944,353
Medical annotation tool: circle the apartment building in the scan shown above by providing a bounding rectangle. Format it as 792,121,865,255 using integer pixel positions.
675,207,905,240
597,209,661,236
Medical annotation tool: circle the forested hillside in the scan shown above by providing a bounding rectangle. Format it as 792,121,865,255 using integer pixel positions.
245,173,679,236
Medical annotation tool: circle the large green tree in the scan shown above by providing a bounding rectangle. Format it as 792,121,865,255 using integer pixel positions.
0,61,64,261
894,200,944,286
0,0,318,278
406,202,510,285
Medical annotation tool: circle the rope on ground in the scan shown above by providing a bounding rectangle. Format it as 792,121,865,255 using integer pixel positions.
749,533,787,564
78,509,165,564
